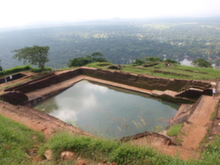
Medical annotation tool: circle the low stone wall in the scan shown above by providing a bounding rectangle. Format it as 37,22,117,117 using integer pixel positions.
4,67,212,102
0,73,26,84
81,68,191,91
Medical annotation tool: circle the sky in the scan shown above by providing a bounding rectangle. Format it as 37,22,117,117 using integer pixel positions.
0,0,220,28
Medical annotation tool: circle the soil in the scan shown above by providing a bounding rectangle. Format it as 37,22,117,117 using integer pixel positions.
0,69,219,161
0,101,91,138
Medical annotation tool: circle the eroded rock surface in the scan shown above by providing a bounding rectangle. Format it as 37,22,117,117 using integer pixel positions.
0,91,28,105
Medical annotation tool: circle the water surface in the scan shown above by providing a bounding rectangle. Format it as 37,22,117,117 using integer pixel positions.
35,80,178,138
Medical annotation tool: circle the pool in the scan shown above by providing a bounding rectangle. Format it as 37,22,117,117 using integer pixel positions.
35,80,178,138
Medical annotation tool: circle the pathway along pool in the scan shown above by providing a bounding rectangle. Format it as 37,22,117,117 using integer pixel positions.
35,80,179,138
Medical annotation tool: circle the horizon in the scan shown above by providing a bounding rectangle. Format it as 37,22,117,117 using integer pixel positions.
1,17,220,32
0,0,220,29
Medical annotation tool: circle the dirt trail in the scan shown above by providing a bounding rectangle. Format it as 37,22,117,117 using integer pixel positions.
0,102,91,138
180,96,217,150
130,95,218,160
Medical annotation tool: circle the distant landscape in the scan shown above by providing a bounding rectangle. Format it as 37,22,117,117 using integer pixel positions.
0,18,220,69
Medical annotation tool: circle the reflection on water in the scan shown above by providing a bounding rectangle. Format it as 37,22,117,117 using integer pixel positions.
35,80,179,138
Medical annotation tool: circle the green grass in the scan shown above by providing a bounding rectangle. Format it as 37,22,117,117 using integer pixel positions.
86,62,112,69
40,132,187,165
122,63,220,80
199,135,220,165
0,115,219,165
40,132,220,165
0,115,45,165
0,65,31,77
0,65,52,77
86,62,220,80
167,124,183,136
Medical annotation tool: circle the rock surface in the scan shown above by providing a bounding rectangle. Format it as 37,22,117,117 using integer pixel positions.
0,91,28,105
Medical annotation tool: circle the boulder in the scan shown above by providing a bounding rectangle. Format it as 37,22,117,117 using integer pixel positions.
60,151,76,160
44,150,53,160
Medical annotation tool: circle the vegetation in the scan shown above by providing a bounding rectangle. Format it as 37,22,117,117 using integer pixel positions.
86,61,220,80
0,111,219,164
68,52,108,67
132,56,163,66
40,132,185,165
0,115,44,164
192,58,212,68
167,124,183,136
0,59,2,71
200,135,220,164
1,18,220,69
0,65,51,77
13,45,49,71
0,65,30,77
39,132,220,165
132,56,179,66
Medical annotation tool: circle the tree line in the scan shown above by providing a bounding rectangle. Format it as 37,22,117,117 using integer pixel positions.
0,45,212,73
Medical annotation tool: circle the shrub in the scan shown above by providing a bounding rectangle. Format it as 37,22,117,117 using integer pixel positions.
0,65,31,77
167,124,183,136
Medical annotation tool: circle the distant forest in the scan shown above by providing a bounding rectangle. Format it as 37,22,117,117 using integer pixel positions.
0,18,220,69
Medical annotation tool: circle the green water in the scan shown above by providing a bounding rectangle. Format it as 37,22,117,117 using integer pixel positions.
35,80,179,138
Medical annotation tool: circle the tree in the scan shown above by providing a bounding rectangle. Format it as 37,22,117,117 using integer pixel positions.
145,57,162,62
164,59,179,64
90,52,108,62
132,59,145,66
0,59,2,71
192,58,212,68
13,45,49,70
68,52,107,67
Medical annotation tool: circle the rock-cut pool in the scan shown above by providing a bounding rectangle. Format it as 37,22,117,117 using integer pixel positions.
35,80,179,138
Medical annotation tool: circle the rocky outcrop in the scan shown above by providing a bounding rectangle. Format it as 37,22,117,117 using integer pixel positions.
0,91,28,105
120,131,177,146
169,97,203,126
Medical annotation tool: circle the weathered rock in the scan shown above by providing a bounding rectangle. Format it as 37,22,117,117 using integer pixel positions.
44,149,53,160
60,151,76,160
0,91,28,105
169,104,194,126
120,131,176,145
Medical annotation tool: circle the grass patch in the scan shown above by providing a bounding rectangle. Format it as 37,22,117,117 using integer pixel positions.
210,104,218,121
0,115,219,165
40,132,187,165
0,65,52,77
167,124,183,136
200,135,220,165
87,62,220,80
0,115,45,164
40,132,220,164
86,62,112,68
0,65,31,77
30,67,52,73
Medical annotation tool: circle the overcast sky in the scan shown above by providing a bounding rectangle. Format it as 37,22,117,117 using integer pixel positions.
0,0,220,28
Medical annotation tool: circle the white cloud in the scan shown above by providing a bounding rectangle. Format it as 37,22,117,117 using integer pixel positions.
0,0,219,28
